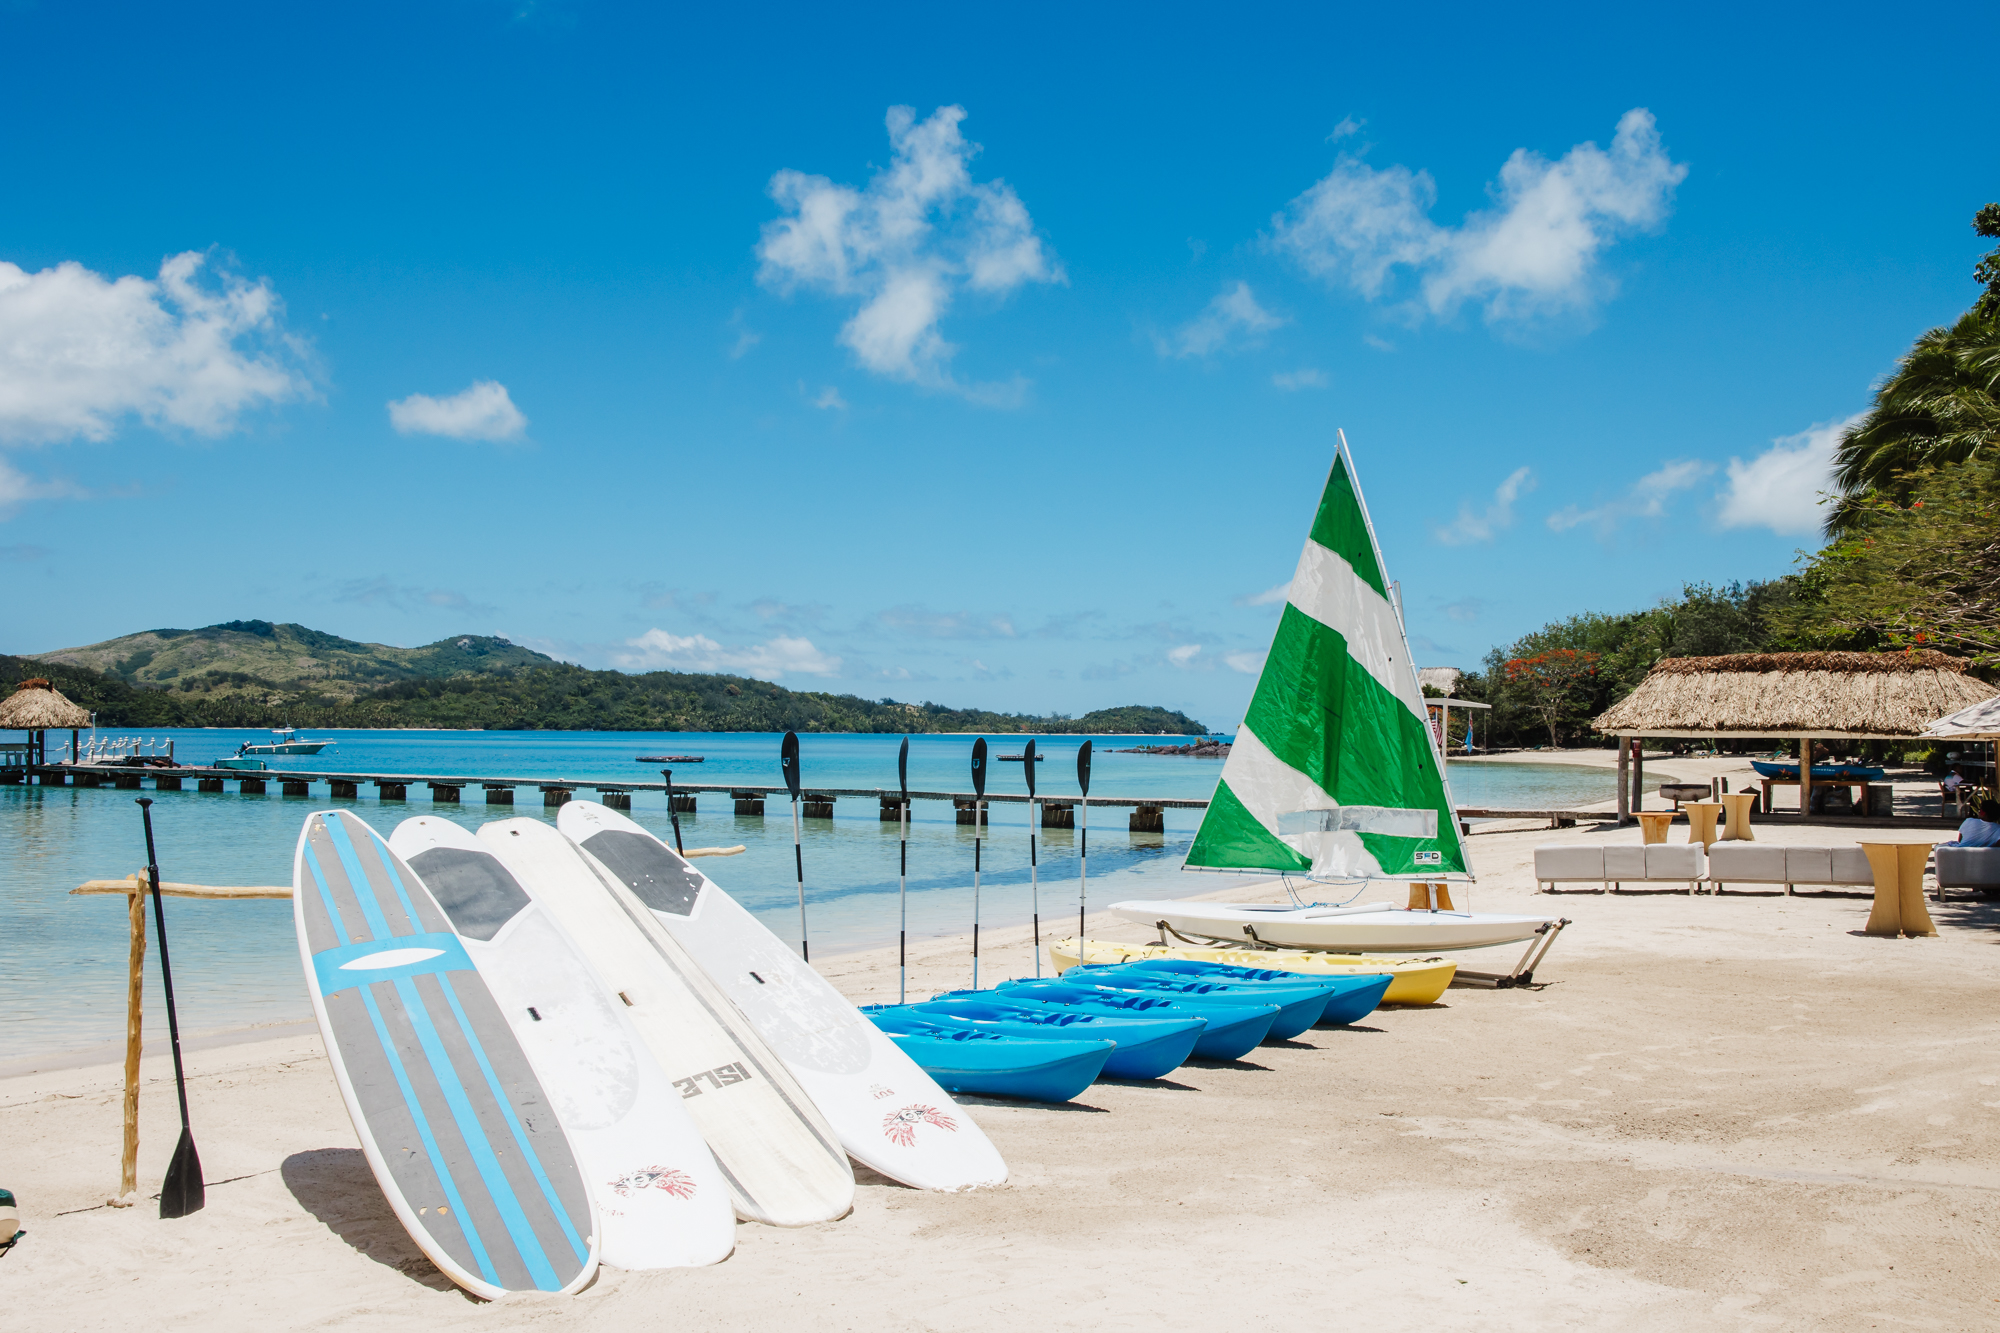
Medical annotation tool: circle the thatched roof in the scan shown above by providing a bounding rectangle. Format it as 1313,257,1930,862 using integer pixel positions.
0,678,91,729
1594,652,1996,737
1926,693,2000,739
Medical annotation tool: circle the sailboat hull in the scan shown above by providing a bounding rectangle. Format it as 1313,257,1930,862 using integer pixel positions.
1110,899,1555,952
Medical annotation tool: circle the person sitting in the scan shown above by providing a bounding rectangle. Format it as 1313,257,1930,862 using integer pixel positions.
1941,799,2000,849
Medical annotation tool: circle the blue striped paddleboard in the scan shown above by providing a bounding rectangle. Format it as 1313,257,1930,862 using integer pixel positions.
294,810,599,1298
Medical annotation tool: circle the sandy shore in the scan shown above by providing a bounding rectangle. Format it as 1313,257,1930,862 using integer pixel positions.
6,817,1997,1331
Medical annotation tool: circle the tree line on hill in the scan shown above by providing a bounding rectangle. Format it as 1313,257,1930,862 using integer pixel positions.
0,652,1206,736
1457,204,2000,749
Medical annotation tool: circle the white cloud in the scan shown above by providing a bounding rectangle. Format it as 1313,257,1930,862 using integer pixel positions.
1238,581,1290,607
1433,466,1535,545
1160,282,1284,358
0,456,83,515
1441,597,1484,623
387,380,527,442
614,629,842,680
757,105,1062,397
876,605,1016,638
1272,367,1328,391
1716,415,1859,535
811,386,848,411
1270,108,1687,324
1167,644,1203,667
0,250,309,443
1224,650,1267,675
1548,459,1711,536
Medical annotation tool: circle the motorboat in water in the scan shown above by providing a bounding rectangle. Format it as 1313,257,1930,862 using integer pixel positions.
235,727,333,757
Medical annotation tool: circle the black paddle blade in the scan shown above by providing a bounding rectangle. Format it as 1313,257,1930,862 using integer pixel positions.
780,731,802,800
898,736,909,800
970,737,988,798
159,1127,204,1219
1022,739,1038,796
1077,740,1093,797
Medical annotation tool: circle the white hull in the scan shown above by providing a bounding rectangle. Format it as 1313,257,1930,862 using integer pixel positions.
389,818,735,1270
559,801,1007,1194
1112,896,1556,952
478,818,855,1228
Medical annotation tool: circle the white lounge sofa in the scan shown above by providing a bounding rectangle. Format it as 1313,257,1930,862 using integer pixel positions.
1704,844,1875,895
1535,844,1707,894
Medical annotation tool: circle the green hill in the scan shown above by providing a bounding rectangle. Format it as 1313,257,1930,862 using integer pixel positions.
6,621,1208,734
31,621,553,702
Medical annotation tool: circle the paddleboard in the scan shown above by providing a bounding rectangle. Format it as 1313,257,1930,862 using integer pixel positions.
1051,937,1457,1005
558,801,1007,1193
388,817,734,1270
1110,897,1554,952
476,817,853,1227
293,810,597,1298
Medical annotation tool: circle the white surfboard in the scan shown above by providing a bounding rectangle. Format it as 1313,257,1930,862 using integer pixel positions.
558,801,1007,1193
388,817,735,1269
476,817,854,1228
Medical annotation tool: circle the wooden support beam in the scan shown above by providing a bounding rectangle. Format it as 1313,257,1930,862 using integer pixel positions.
330,779,359,798
541,785,573,808
376,782,408,801
281,780,310,797
483,784,514,805
1040,800,1075,829
731,789,765,815
602,790,632,809
153,774,182,791
428,783,462,802
238,777,267,794
197,778,224,792
1129,803,1165,833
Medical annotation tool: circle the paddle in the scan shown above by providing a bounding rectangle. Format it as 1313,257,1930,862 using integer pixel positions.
970,737,988,989
136,798,204,1219
661,768,684,854
1023,738,1040,976
1076,741,1092,972
781,731,807,961
897,736,910,1004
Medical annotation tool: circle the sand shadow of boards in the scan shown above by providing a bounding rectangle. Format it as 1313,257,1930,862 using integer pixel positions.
281,1148,457,1293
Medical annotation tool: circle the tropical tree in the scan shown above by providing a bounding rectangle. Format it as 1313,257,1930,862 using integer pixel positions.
1502,649,1601,747
1828,204,2000,536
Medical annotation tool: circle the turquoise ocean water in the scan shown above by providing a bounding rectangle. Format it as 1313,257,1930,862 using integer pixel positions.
2,730,1628,1058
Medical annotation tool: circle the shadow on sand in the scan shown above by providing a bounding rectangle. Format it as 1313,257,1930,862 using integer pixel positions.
281,1148,459,1295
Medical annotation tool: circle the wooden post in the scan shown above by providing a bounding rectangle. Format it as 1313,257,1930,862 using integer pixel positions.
1631,739,1645,816
1617,734,1631,824
1799,734,1813,817
121,876,145,1203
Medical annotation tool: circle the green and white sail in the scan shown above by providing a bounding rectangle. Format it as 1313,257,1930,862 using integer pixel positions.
1186,435,1468,881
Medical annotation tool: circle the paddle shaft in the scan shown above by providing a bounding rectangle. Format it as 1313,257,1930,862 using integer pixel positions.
138,801,193,1131
1077,796,1087,967
898,799,908,1003
791,796,807,962
662,768,684,854
1028,799,1040,977
972,799,982,989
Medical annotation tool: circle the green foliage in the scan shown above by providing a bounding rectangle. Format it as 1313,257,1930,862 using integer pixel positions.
1976,203,2000,318
1778,457,2000,664
0,651,1207,735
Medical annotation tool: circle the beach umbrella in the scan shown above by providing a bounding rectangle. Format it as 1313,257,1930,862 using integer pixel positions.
781,731,808,961
897,736,910,1003
969,737,988,989
137,798,204,1218
1023,738,1041,976
1076,741,1092,971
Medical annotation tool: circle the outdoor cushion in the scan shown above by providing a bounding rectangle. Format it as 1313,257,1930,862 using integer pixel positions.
1828,847,1874,885
1534,846,1605,881
1707,844,1788,883
1603,845,1648,881
1646,844,1705,879
1935,846,2000,888
1784,847,1831,885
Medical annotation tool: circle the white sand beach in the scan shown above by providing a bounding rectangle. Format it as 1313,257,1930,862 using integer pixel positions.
5,811,1997,1331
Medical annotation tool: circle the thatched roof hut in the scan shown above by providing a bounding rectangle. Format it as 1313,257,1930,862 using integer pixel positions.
1593,651,1995,739
0,678,90,730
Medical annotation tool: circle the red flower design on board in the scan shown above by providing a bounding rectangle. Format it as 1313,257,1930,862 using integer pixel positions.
882,1104,958,1147
609,1166,697,1199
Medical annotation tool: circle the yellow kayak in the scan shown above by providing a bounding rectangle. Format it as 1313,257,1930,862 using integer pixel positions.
1049,938,1456,1006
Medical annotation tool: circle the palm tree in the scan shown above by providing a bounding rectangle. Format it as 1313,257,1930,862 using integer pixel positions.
1827,308,2000,535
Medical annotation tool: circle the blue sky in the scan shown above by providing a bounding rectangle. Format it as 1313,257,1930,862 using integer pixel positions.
2,1,1994,730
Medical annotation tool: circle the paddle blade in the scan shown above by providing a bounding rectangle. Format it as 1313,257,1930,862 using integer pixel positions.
971,737,988,798
1023,739,1038,796
159,1127,204,1219
898,736,909,800
1077,740,1093,797
781,731,802,799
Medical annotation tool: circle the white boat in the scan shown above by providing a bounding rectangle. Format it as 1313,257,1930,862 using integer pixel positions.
238,727,334,756
1110,896,1555,952
1108,433,1563,961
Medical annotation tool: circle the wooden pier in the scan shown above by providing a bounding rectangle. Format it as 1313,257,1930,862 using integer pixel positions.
8,763,1210,831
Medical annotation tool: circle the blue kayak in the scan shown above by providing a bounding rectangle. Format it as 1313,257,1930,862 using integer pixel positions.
1058,967,1332,1040
1101,960,1394,1027
990,980,1279,1060
1750,760,1887,781
902,996,1206,1080
868,1012,1114,1103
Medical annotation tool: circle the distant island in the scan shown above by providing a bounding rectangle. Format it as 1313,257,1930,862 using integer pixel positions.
5,620,1208,734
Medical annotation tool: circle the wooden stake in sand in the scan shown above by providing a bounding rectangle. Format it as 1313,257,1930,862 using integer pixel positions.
71,874,290,1207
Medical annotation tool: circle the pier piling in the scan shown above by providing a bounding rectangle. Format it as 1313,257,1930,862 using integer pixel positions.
330,780,359,799
601,789,632,810
732,789,765,815
541,785,572,808
197,778,223,793
804,792,835,819
281,780,310,797
1040,800,1075,829
483,784,514,805
238,778,266,794
428,783,462,803
376,782,408,801
1129,803,1165,833
115,774,142,790
669,793,696,813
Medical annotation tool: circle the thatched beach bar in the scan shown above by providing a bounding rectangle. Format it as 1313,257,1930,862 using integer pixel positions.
1593,651,1996,824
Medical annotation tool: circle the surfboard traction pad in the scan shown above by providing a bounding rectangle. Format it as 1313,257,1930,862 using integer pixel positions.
298,811,597,1295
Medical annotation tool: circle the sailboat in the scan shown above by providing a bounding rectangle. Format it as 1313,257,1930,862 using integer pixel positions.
1109,434,1560,954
